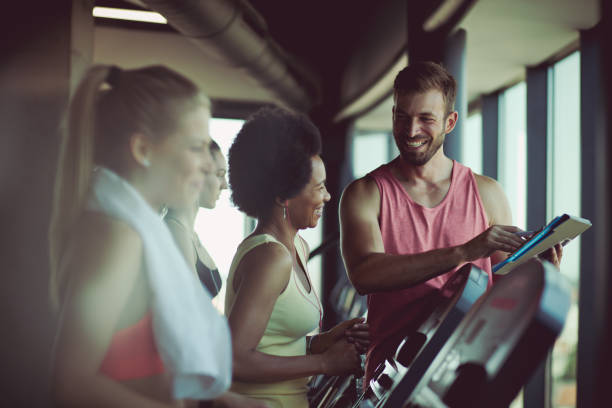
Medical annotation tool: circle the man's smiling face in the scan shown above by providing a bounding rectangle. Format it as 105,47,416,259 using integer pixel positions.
392,89,454,166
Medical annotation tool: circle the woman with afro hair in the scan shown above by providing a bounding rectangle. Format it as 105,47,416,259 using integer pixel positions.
224,107,369,408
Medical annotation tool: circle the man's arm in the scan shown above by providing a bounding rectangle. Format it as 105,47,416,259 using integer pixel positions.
474,174,515,266
339,177,524,295
474,173,563,268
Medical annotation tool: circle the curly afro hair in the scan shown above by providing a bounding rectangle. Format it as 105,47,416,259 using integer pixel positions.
228,107,322,219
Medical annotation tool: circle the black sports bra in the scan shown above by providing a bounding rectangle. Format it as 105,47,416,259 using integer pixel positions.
196,255,222,297
164,215,222,297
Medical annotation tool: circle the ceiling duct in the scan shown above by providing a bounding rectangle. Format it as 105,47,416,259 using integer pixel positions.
140,0,318,111
422,0,478,33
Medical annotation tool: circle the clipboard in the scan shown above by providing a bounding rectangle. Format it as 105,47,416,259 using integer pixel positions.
492,214,592,275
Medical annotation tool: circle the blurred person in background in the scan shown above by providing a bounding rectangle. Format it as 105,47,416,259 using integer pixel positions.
166,140,227,301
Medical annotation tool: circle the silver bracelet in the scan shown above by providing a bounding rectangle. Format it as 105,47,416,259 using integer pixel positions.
306,335,314,354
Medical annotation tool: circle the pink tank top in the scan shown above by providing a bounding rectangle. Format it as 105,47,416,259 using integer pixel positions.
365,160,492,382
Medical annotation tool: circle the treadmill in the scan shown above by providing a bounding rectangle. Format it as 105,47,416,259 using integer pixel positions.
380,258,571,408
357,263,489,408
313,263,489,408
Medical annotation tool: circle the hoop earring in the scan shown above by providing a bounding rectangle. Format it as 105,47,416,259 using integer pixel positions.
283,206,287,219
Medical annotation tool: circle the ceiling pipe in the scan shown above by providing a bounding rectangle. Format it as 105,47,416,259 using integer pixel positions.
422,0,478,35
140,0,319,111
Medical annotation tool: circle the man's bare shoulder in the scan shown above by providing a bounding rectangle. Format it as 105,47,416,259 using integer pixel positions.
473,172,505,200
472,172,512,225
342,175,380,204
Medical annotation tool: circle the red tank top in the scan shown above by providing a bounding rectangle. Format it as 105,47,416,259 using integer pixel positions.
99,312,165,380
365,160,492,382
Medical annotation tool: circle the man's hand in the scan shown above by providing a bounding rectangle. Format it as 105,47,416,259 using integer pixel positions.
460,225,525,262
538,243,563,268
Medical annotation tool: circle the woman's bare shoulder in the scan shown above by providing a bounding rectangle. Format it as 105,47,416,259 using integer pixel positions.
234,239,293,291
63,212,143,285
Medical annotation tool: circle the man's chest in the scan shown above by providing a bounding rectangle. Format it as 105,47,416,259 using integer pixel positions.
402,180,451,208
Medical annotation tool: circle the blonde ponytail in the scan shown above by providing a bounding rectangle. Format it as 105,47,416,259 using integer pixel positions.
49,65,110,309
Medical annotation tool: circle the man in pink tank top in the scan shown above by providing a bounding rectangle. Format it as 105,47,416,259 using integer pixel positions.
339,61,563,385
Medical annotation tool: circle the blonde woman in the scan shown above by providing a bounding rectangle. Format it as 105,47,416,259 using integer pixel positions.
49,65,237,407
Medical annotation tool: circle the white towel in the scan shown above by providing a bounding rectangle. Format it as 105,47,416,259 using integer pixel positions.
87,167,232,400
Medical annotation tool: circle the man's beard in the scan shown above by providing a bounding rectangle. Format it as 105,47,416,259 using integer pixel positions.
398,131,446,166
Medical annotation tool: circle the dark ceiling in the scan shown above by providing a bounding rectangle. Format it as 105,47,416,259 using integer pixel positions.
246,1,383,78
245,0,420,112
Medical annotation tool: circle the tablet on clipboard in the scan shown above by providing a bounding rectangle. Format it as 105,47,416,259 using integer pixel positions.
492,214,592,275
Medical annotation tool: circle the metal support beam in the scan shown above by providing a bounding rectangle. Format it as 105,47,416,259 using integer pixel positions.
525,65,549,231
523,64,551,408
441,28,466,161
482,93,499,179
578,16,612,407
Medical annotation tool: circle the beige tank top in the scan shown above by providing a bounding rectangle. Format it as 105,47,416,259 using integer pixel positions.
225,234,321,402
